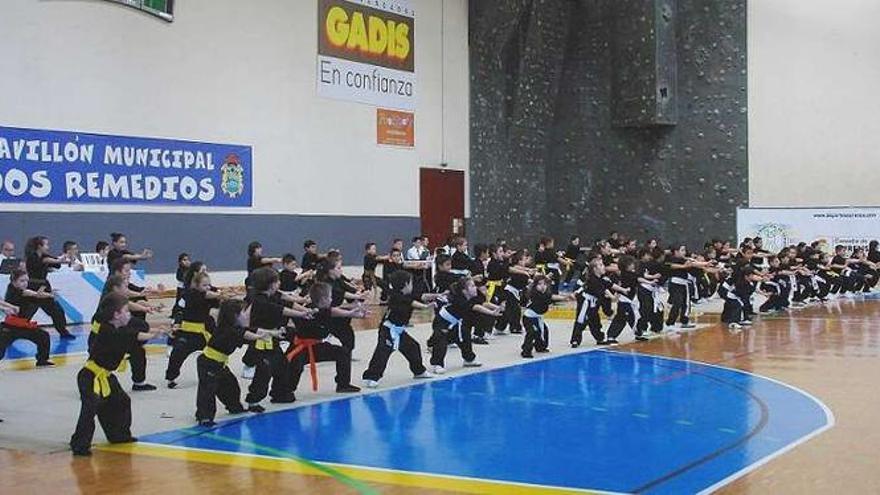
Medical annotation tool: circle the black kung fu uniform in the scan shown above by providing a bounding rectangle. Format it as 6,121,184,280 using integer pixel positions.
70,323,139,453
430,292,478,366
288,306,353,391
571,274,606,346
3,284,52,363
636,261,664,335
363,291,428,381
521,290,552,355
495,271,528,333
279,269,300,293
665,256,691,326
607,271,639,340
362,253,379,290
172,265,187,324
195,323,249,422
22,253,69,336
244,293,292,405
165,288,219,382
330,278,356,351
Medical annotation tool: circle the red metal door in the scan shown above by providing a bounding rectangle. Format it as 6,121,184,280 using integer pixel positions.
419,168,465,250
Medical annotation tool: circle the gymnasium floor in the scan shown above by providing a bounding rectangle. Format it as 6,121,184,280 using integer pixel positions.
2,297,879,494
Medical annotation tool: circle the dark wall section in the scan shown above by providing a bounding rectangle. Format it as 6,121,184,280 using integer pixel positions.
470,0,748,249
0,212,419,273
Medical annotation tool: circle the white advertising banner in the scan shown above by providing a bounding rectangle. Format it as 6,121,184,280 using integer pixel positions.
737,207,880,253
317,0,416,111
317,56,415,110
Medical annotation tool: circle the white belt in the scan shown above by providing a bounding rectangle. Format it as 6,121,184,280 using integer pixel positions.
450,269,471,276
382,320,406,350
546,263,561,271
670,277,689,286
576,293,598,324
439,307,461,328
619,295,634,304
177,281,185,289
504,285,521,299
523,308,545,328
640,282,656,291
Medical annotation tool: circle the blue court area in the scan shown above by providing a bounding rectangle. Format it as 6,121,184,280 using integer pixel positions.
140,350,832,493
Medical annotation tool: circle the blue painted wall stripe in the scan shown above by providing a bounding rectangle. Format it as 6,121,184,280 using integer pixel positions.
0,212,420,273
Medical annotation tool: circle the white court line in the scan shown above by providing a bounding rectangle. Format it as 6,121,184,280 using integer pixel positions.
602,350,836,495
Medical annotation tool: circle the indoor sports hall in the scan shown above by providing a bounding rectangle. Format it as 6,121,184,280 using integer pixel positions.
1,1,878,494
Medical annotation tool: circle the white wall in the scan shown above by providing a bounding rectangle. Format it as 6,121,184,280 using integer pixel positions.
0,0,469,216
748,0,880,207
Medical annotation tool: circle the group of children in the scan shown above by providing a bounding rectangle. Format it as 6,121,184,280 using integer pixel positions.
2,230,878,456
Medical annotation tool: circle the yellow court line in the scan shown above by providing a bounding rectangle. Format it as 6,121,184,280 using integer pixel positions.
100,442,609,495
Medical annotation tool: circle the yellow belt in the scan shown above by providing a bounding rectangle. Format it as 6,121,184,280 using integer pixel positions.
536,263,547,274
181,320,212,340
84,360,112,398
89,323,128,372
486,280,503,301
255,338,274,351
202,346,229,366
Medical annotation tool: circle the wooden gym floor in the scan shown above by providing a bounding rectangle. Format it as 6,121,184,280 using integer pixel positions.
1,299,878,494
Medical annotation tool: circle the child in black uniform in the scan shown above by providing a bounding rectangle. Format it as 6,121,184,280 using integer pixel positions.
571,259,615,347
196,300,284,426
246,242,282,288
521,275,572,358
1,273,52,366
320,253,367,352
70,294,167,456
665,245,706,330
165,272,225,389
607,256,640,344
363,271,439,387
635,249,664,337
430,278,501,374
288,282,365,396
104,259,164,391
172,253,190,324
279,253,314,294
244,267,315,411
722,265,763,330
22,236,74,339
494,253,533,335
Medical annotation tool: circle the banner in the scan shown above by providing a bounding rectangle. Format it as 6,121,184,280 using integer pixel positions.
317,0,416,111
0,126,252,207
377,108,414,147
737,207,880,253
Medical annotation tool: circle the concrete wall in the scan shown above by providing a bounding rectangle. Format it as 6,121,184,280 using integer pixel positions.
748,0,880,207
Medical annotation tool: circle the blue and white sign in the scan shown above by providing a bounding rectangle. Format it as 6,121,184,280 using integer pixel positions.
0,126,252,207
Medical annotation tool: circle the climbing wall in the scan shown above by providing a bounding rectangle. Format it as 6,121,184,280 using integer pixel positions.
470,0,748,249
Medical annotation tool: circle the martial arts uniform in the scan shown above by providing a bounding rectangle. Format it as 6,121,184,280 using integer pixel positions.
195,323,248,423
70,322,139,455
430,293,479,367
244,293,293,406
23,253,70,337
521,290,552,356
495,272,528,334
165,288,218,383
362,291,428,382
665,256,692,326
570,274,607,346
636,260,664,335
288,306,355,392
3,284,52,364
607,270,639,341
